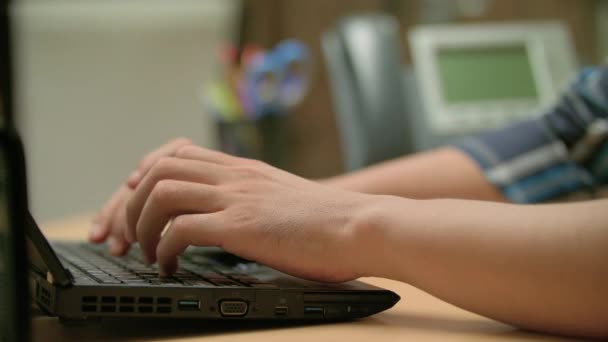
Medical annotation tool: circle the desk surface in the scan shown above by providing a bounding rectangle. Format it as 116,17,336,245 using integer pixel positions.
33,215,574,342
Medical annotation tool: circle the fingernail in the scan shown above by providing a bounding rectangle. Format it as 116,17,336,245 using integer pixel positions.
107,236,117,251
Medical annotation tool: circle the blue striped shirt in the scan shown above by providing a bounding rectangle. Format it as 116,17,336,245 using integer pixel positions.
454,66,608,203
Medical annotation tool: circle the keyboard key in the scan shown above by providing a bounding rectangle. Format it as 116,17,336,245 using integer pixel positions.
54,243,281,289
209,279,243,287
249,283,278,288
181,279,214,287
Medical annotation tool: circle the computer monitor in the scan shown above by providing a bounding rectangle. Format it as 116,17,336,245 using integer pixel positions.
409,21,577,135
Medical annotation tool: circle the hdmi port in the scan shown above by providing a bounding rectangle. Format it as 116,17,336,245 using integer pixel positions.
219,300,248,317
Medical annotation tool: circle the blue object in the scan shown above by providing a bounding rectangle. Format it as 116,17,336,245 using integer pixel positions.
204,39,311,122
244,52,283,118
273,40,311,109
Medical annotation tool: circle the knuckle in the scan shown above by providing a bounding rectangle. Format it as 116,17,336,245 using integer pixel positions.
150,179,179,206
139,149,160,169
227,207,255,227
170,216,191,236
175,144,199,158
149,157,177,180
232,164,262,179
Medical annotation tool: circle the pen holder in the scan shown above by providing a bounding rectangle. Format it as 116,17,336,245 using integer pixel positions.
217,114,285,167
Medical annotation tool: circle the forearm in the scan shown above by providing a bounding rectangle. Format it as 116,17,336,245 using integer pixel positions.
324,147,505,201
354,197,608,338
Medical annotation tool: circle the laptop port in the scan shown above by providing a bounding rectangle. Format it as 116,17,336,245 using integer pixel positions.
177,299,200,311
219,300,248,317
274,306,289,316
304,306,324,315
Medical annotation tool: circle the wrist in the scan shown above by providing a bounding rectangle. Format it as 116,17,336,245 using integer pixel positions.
347,194,417,282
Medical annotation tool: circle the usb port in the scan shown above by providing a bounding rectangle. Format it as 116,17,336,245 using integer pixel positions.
303,306,324,315
274,306,289,316
177,299,200,311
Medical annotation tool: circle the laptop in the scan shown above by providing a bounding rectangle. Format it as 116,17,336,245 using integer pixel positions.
0,130,30,341
3,131,400,324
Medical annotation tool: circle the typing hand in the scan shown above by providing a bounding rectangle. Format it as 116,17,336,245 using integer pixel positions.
88,138,192,255
124,145,376,282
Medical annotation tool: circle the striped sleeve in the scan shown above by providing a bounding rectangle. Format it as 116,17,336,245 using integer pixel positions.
453,66,608,203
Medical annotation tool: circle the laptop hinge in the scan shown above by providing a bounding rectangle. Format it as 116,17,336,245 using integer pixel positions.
46,269,74,287
26,211,74,287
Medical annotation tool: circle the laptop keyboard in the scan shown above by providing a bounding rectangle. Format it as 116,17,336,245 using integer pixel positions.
54,243,277,288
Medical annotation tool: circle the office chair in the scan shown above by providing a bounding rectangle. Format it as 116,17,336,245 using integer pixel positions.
322,14,414,171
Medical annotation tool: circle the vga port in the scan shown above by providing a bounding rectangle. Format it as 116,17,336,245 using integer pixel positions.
219,300,248,317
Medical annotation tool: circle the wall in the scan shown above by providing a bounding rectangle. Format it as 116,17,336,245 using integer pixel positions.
598,0,608,62
13,0,239,221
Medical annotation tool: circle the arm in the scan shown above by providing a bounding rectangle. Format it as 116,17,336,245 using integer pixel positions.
328,66,608,204
119,144,607,339
323,147,506,201
358,196,608,338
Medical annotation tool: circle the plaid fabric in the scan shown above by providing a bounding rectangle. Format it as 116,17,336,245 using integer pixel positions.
454,66,608,203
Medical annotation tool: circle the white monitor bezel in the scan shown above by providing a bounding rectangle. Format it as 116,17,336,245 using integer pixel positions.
409,21,577,135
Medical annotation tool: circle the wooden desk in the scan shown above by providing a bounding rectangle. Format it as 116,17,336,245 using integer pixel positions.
33,215,573,342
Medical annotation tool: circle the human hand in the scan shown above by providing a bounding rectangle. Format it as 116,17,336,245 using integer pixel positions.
124,145,378,282
88,138,192,255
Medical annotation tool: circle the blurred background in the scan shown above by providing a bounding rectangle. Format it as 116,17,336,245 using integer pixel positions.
7,0,608,221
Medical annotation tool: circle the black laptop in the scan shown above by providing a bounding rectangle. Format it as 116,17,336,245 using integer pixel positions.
0,131,30,341
4,130,399,324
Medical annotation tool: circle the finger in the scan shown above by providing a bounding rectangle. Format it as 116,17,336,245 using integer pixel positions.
127,137,192,188
125,157,226,242
156,213,227,276
134,180,223,263
107,200,132,256
107,235,131,256
174,144,246,167
89,186,129,243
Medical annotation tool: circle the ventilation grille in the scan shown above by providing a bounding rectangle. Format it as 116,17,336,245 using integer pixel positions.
36,283,52,308
80,296,172,314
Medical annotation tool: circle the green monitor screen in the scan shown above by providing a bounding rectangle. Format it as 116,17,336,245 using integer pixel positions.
437,45,538,104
